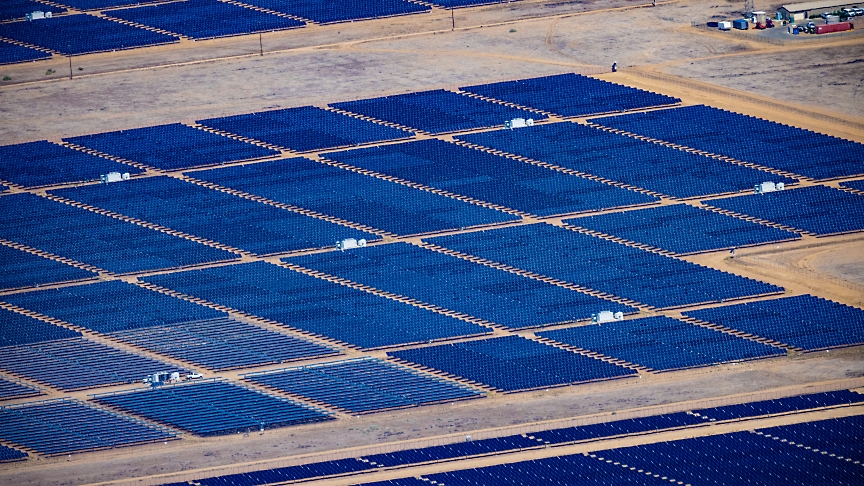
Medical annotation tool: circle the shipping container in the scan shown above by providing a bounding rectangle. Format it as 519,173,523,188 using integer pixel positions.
719,21,732,30
815,22,852,34
733,19,749,30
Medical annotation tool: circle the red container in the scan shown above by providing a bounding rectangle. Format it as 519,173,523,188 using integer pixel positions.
815,22,852,34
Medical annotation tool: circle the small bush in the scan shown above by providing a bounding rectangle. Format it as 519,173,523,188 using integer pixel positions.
45,69,54,75
2,76,10,81
509,28,517,32
78,67,83,71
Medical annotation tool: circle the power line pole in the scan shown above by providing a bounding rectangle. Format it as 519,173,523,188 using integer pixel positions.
451,4,455,31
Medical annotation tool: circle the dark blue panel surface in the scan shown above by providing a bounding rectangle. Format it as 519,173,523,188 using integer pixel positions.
539,316,784,371
593,105,864,180
53,0,164,9
102,0,305,40
331,89,546,134
840,179,864,191
323,139,657,216
692,390,864,421
462,73,680,117
190,158,517,235
54,176,378,255
0,1,65,21
757,415,864,463
94,381,333,436
685,295,864,351
424,0,515,6
0,308,81,347
0,245,97,290
0,140,141,187
65,123,278,170
144,261,491,349
0,377,40,401
198,106,410,152
238,0,429,24
0,193,237,273
287,243,637,329
247,358,482,413
565,204,800,254
0,14,178,55
706,186,864,236
0,40,51,65
389,335,636,392
0,444,27,462
426,224,783,308
458,122,797,198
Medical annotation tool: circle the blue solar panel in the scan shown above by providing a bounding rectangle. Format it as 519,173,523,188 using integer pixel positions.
0,1,66,21
190,158,518,236
94,380,333,436
237,0,430,24
53,176,379,255
564,204,800,254
0,140,142,187
247,357,482,413
684,294,864,351
323,139,658,216
194,458,375,486
424,0,515,6
705,186,864,236
0,245,97,290
426,224,783,309
592,105,864,180
102,0,305,40
539,316,785,372
331,89,547,134
0,377,41,401
64,123,278,170
0,193,237,274
51,0,164,9
0,40,51,65
144,261,492,349
198,105,411,152
0,444,27,462
389,335,636,392
0,14,178,55
840,179,864,191
692,390,864,421
0,337,186,390
757,415,864,463
287,243,637,329
0,308,81,347
0,399,175,455
458,122,797,198
461,73,681,117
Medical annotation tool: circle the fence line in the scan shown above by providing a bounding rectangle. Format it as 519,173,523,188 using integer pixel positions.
114,377,864,486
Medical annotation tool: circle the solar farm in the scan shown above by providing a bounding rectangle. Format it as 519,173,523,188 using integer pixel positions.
1,0,863,485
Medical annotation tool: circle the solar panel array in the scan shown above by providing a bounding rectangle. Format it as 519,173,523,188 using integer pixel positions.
0,308,81,347
389,335,636,392
94,380,333,436
0,141,142,188
705,185,864,236
564,204,800,254
287,243,637,329
462,73,681,117
0,444,27,462
0,376,41,401
0,0,66,22
0,245,97,291
0,41,51,65
684,295,864,351
246,357,482,413
756,415,864,463
592,105,864,180
692,390,864,421
840,179,864,191
324,139,658,216
459,122,798,198
54,176,379,255
52,0,163,10
538,316,785,372
427,224,783,309
237,0,430,24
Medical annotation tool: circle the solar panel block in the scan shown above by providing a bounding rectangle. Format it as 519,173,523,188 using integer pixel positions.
757,415,864,463
193,458,376,486
426,224,783,309
458,122,797,198
840,179,864,191
461,73,680,117
538,316,785,372
684,294,864,351
102,0,305,40
0,308,81,347
564,204,800,254
237,0,430,24
0,337,186,390
388,335,636,392
287,243,637,329
592,105,864,180
0,14,178,55
705,186,864,236
190,158,518,236
0,140,142,188
0,245,98,291
144,261,492,349
0,399,175,455
198,106,411,152
53,176,379,255
0,193,237,274
246,357,483,414
0,377,41,401
692,390,864,421
331,89,546,134
0,40,51,65
65,123,278,171
323,139,658,216
0,1,66,21
0,444,27,462
424,0,516,6
94,380,333,436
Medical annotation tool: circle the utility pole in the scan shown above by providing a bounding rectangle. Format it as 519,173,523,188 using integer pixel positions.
451,4,455,31
68,45,72,80
259,32,263,56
